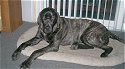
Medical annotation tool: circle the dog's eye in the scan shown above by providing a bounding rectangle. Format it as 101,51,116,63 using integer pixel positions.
42,17,46,20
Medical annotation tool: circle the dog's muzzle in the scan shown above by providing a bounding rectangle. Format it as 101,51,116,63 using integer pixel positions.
43,20,53,34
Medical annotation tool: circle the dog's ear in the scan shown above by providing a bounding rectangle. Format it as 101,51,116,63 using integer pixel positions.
37,13,43,28
53,11,60,32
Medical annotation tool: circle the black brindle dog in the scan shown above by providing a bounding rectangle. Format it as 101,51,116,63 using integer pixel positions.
12,7,124,69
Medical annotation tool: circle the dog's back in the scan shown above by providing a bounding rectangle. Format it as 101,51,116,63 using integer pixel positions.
60,18,98,46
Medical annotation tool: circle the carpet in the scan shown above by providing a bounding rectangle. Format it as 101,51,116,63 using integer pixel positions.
17,26,125,66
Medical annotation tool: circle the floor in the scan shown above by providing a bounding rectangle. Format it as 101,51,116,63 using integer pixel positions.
0,21,125,69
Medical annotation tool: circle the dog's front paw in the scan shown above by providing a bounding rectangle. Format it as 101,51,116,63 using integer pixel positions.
20,60,31,69
12,51,21,61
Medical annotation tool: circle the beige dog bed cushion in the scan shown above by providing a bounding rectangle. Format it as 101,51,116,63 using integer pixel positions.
17,25,125,66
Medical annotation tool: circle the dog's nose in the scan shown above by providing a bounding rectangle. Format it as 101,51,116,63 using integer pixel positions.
46,16,51,19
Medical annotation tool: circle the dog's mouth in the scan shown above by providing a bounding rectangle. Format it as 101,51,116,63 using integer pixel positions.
43,26,52,34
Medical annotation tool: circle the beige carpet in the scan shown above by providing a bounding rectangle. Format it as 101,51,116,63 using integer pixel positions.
17,26,125,66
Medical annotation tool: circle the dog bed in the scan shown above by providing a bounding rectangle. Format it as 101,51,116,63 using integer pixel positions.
17,25,125,66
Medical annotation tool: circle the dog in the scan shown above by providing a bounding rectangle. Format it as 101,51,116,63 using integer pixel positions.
12,7,124,69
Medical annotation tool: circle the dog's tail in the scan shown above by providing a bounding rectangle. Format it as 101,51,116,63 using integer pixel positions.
108,31,125,44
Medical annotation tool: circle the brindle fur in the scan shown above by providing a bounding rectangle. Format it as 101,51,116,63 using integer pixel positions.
12,7,124,69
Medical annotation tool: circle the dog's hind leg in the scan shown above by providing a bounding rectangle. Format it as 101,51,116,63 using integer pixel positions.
100,46,113,57
80,29,113,57
70,33,94,50
98,32,113,57
77,43,94,49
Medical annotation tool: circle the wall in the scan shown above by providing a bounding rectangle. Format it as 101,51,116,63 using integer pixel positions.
124,0,125,23
123,0,125,31
21,0,32,22
21,0,44,22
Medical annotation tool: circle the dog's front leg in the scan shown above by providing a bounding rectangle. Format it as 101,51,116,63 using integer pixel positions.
20,40,60,69
12,27,44,61
20,29,64,69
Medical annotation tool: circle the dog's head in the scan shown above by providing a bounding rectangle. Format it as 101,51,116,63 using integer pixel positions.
37,7,60,34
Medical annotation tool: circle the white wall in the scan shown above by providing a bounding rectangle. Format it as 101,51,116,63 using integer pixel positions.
124,0,125,23
21,0,32,22
21,0,43,22
123,0,125,31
